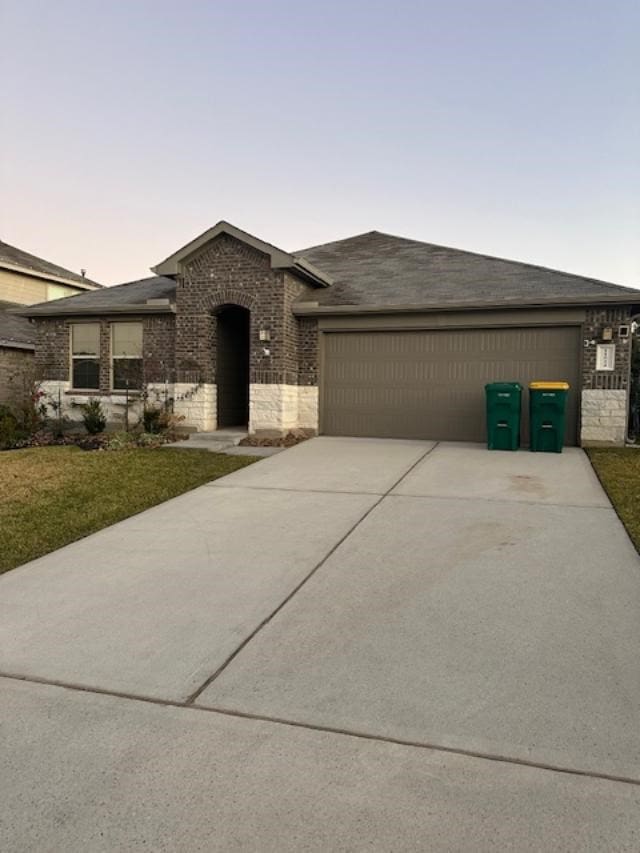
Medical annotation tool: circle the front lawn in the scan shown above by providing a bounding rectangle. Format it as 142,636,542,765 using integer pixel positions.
587,448,640,552
0,446,256,574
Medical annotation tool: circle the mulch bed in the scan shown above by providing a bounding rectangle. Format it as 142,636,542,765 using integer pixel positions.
239,432,310,448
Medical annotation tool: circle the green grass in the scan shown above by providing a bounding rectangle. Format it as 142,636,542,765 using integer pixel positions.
587,447,640,552
0,446,257,574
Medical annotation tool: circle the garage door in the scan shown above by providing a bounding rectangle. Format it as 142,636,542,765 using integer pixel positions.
321,327,581,445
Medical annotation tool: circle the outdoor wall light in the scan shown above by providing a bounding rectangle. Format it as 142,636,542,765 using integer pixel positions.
259,328,271,342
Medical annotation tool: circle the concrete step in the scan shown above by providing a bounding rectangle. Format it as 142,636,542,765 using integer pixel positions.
164,429,249,453
191,430,248,446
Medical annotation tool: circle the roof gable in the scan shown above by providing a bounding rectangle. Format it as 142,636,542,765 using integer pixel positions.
152,221,332,287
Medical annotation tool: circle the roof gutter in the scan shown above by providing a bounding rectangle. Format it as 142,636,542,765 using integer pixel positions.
293,295,640,316
12,304,176,319
0,338,35,351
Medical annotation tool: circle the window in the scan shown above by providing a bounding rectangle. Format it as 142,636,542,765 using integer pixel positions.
111,323,143,390
71,324,100,389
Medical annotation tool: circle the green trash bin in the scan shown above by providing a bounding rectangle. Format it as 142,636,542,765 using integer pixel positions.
529,381,570,453
485,382,523,450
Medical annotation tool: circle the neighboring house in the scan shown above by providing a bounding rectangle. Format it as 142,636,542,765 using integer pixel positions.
0,240,102,405
0,239,101,305
16,221,640,445
0,302,37,405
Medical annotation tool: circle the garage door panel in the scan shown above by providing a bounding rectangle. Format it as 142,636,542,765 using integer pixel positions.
322,328,580,444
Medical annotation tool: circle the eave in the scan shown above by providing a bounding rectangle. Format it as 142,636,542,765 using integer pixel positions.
13,304,176,319
0,339,35,351
293,294,640,316
0,260,101,291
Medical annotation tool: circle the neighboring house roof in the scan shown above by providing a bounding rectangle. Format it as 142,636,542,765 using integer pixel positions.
14,276,175,317
0,239,102,290
0,301,35,350
293,231,640,313
152,220,333,288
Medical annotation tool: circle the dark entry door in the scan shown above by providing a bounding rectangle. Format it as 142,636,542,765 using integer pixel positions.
217,306,250,427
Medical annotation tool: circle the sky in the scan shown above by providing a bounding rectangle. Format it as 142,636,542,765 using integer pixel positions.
1,0,639,288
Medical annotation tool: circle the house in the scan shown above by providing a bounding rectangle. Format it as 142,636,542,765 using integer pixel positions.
0,240,102,405
17,221,640,445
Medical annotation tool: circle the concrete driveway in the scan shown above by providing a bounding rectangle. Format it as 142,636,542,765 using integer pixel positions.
2,438,640,850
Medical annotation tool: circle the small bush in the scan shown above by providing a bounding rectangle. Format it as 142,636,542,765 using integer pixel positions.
0,408,28,450
106,431,135,451
136,431,164,447
0,390,47,450
80,399,107,435
142,406,163,434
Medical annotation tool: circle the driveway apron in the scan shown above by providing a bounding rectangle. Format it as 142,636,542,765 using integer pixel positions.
2,437,640,851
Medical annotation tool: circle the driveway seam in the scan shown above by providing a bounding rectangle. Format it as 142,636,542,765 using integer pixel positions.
2,671,638,789
184,442,440,705
385,493,614,511
205,483,387,497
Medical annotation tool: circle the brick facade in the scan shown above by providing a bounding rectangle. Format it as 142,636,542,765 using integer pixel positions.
579,306,633,446
0,346,35,406
35,315,177,388
29,230,635,444
297,317,319,386
175,235,316,387
581,306,632,391
35,318,69,381
33,234,322,434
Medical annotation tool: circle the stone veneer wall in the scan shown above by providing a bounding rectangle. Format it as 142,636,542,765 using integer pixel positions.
249,385,319,433
39,380,172,429
580,306,633,446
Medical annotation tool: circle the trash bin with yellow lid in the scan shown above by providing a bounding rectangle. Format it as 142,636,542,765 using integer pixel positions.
485,382,522,450
529,381,570,453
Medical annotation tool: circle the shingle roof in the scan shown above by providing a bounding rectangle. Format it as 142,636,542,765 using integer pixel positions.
16,276,176,316
0,240,102,289
14,229,639,320
0,301,35,349
294,231,639,310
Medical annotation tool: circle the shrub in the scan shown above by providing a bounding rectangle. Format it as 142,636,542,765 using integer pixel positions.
80,399,107,434
106,431,135,451
137,431,163,447
0,388,48,450
0,408,28,450
142,406,163,434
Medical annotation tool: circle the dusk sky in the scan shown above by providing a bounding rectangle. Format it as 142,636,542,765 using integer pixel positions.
2,0,639,288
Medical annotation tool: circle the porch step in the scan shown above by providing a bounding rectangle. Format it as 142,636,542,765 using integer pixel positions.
164,428,249,453
194,430,248,445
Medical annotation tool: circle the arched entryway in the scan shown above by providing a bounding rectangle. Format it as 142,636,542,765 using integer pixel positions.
216,305,250,428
